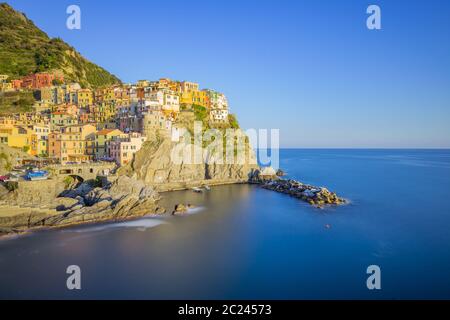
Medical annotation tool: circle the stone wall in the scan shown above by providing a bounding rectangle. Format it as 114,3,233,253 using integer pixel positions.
48,162,116,181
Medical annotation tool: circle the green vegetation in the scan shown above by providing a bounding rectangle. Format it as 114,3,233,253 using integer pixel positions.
228,114,240,129
0,3,121,88
0,152,8,161
0,151,11,170
193,104,208,122
0,91,34,114
5,181,18,191
180,104,191,111
63,176,74,189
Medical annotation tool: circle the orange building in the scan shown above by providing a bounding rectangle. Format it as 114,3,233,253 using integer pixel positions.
11,79,23,90
48,132,61,160
48,124,97,164
21,73,63,89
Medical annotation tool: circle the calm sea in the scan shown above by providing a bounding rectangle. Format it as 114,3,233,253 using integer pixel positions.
1,149,450,299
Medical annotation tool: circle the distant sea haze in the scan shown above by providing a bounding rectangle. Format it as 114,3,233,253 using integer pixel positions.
1,149,450,299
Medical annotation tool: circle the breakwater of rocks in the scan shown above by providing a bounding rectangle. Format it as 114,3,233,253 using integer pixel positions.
250,169,346,207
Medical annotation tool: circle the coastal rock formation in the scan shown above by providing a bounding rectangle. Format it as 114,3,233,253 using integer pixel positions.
172,203,196,215
119,135,259,191
250,171,346,207
0,176,164,236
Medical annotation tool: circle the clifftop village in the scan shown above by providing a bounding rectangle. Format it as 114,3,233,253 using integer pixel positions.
0,72,231,180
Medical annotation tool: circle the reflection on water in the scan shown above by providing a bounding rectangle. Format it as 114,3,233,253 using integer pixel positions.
64,218,168,233
1,150,450,299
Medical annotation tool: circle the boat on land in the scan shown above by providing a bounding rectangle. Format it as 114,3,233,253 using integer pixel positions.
26,170,49,181
192,187,203,193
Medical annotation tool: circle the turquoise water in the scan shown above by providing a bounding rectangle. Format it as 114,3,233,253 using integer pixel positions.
1,149,450,299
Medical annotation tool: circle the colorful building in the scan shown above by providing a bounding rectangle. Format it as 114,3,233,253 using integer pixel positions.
109,132,147,166
30,124,50,157
145,90,180,113
11,79,23,90
94,128,124,159
48,124,97,164
76,89,94,107
0,126,33,152
51,112,78,128
20,73,64,89
0,82,13,92
33,87,54,104
180,90,209,108
179,81,199,93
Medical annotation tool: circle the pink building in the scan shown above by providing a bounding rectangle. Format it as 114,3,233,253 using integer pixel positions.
109,132,147,166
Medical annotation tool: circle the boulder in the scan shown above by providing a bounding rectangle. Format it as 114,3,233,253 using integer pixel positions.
172,203,195,215
172,204,188,215
55,197,79,211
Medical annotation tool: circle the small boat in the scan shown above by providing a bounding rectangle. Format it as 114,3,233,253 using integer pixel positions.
192,187,203,193
26,170,49,181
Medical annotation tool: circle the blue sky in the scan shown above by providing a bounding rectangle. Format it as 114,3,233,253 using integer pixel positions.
6,0,450,148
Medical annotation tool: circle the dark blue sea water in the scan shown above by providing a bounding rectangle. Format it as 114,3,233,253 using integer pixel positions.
1,149,450,299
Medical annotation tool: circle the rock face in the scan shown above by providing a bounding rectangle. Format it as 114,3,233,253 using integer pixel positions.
120,136,259,191
0,176,164,236
0,144,34,176
1,179,66,208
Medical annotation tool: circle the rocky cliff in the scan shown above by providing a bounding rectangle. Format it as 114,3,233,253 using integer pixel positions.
119,134,259,191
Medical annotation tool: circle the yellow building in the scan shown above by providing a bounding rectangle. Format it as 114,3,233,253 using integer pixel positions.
51,112,78,128
92,103,117,123
137,80,150,87
94,128,124,159
158,78,179,92
0,126,33,153
77,89,94,107
29,124,50,157
180,90,209,107
0,117,17,127
1,82,13,92
30,134,48,157
95,87,117,105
